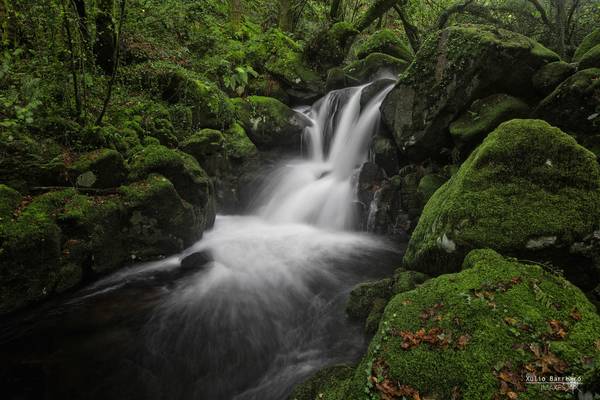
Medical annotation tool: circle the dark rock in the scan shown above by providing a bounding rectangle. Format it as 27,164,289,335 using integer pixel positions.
304,22,359,72
532,61,576,95
344,52,408,85
70,148,127,188
180,251,212,270
579,43,600,70
573,27,600,62
381,24,559,163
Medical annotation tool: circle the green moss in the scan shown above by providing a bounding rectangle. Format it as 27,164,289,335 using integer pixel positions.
352,29,413,61
579,43,600,70
365,298,388,334
392,270,430,294
346,278,394,319
70,148,127,188
450,94,530,146
532,61,576,95
573,27,600,62
308,250,600,399
0,185,21,219
404,119,600,276
223,122,257,161
303,22,359,71
232,96,307,150
344,52,408,83
180,129,228,176
417,173,448,204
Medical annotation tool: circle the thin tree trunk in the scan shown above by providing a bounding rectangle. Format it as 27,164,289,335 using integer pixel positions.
62,0,83,121
96,0,125,125
555,0,567,57
355,0,406,32
330,0,342,21
94,0,116,74
394,4,420,52
278,0,293,32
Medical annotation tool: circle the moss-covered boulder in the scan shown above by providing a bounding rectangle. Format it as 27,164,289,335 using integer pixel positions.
0,131,66,192
223,122,257,162
417,173,447,204
300,249,600,399
404,119,600,290
325,67,348,91
347,278,394,320
232,96,311,151
381,24,559,162
573,27,600,62
450,94,530,150
0,173,209,314
352,29,413,62
343,52,408,84
532,61,576,95
304,22,359,71
535,69,600,151
180,129,228,176
290,365,355,400
579,44,600,70
128,144,216,230
69,148,127,188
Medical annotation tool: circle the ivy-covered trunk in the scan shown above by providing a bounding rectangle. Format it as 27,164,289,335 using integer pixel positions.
94,0,115,74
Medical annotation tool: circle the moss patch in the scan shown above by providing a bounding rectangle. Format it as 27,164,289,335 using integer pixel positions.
352,29,413,62
579,43,600,70
573,27,600,62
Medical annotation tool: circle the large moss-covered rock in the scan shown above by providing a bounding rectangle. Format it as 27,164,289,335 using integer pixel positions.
304,22,359,71
232,96,311,151
579,44,600,70
180,129,228,176
128,144,215,231
535,69,600,152
0,131,66,192
404,119,600,289
0,173,208,314
344,52,408,84
450,94,530,150
573,27,600,62
532,61,576,95
352,29,413,62
69,148,127,188
301,249,600,399
223,122,258,162
381,24,559,162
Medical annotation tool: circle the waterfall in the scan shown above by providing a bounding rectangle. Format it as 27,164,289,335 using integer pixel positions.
255,81,395,230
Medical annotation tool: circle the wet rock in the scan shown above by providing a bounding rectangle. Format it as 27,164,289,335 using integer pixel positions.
573,27,600,62
232,96,312,151
344,52,408,85
381,24,559,163
371,131,400,177
416,173,447,204
352,29,413,62
579,43,600,70
346,278,394,320
450,94,530,154
325,67,348,91
180,129,228,176
532,61,576,95
535,68,600,155
69,148,127,188
180,251,212,270
356,162,384,206
404,119,600,290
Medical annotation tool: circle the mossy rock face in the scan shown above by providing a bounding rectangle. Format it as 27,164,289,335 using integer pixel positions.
573,27,600,62
404,119,600,289
532,61,576,96
69,149,127,188
304,22,359,71
180,129,228,176
343,52,408,84
128,144,216,230
535,69,600,149
305,249,600,400
371,131,399,177
450,94,530,150
352,29,413,62
0,184,21,218
381,24,559,163
346,278,394,320
232,96,311,151
325,67,348,91
579,43,600,70
223,123,257,162
0,131,66,192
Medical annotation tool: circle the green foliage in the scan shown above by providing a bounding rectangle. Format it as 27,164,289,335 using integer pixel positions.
224,65,259,96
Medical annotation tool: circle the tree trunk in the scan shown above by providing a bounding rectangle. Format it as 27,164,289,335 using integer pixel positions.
278,0,293,32
555,0,567,57
72,0,90,46
330,0,342,21
355,0,406,32
230,0,242,29
1,0,16,47
94,0,116,74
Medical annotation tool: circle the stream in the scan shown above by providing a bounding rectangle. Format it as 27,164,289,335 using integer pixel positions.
0,80,404,400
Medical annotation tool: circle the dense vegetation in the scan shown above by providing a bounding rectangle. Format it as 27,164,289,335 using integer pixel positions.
1,0,600,399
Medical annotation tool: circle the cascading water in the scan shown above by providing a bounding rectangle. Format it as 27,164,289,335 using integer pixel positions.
0,81,401,400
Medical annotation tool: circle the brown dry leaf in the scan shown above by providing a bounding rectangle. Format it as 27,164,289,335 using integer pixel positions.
456,334,471,350
569,308,582,321
548,319,567,339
